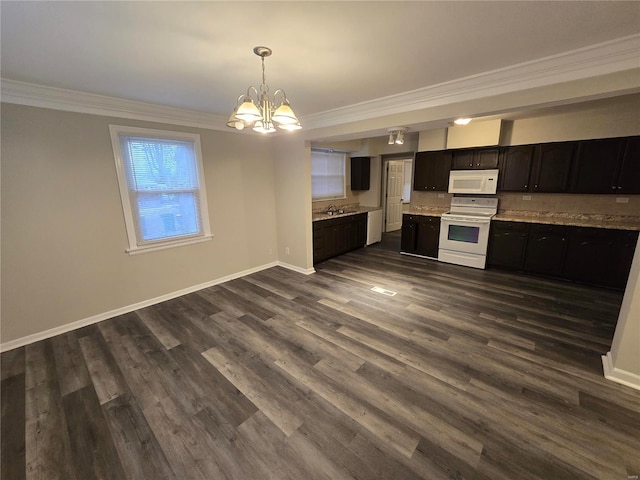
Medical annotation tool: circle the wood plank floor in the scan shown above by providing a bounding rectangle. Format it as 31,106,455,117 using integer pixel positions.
3,233,639,479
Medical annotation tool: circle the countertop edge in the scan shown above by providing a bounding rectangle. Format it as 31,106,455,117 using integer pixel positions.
492,214,640,231
312,206,382,222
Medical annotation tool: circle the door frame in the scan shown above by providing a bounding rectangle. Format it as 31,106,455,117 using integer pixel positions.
381,152,414,233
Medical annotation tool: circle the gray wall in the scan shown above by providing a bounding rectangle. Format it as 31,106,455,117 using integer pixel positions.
1,104,281,344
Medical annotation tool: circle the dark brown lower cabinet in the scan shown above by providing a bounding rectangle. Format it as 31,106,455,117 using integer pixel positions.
487,222,528,269
401,214,440,258
563,227,638,289
488,220,638,290
313,213,367,264
523,224,569,276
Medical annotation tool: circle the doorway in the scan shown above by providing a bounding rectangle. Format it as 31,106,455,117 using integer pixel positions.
382,155,413,234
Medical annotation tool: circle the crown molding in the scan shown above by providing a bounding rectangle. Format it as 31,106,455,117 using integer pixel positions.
2,34,639,131
0,79,230,130
304,34,640,129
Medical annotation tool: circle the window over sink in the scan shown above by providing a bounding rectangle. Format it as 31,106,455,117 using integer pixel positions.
311,149,346,202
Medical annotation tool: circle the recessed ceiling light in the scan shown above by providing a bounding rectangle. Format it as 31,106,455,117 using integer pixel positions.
454,118,472,125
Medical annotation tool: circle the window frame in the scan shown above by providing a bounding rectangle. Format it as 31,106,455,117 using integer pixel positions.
109,125,212,255
311,149,347,202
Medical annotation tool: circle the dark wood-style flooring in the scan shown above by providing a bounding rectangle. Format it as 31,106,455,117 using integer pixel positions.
2,232,639,479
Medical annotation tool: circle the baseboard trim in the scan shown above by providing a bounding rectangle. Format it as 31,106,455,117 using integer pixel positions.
0,260,312,352
277,261,316,275
602,351,640,391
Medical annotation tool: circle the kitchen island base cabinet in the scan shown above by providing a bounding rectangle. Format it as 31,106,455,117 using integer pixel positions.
313,213,367,264
401,214,440,258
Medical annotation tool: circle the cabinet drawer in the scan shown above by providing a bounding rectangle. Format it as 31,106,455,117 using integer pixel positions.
492,221,529,232
528,224,569,235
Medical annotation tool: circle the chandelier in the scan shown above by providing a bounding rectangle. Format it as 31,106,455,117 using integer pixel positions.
227,46,302,134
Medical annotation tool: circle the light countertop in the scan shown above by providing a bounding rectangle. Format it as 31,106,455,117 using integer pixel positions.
493,211,640,231
312,206,382,222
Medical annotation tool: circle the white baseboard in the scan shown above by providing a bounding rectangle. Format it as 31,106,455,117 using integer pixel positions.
0,260,312,353
277,261,316,276
602,352,640,391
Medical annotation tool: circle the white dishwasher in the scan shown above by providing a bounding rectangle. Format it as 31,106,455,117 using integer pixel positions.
366,209,383,245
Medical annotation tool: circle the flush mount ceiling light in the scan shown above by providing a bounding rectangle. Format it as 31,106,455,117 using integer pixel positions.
454,118,472,125
227,46,302,134
387,127,409,145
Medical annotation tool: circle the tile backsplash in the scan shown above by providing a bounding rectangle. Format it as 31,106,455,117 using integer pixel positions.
312,187,360,213
411,191,640,217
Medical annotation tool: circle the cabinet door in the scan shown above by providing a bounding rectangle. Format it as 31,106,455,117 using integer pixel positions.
416,216,440,257
488,222,529,268
475,148,499,169
413,151,451,191
607,230,639,289
499,146,534,192
524,225,568,276
563,227,614,286
531,142,576,192
313,223,326,264
401,216,418,253
616,136,640,194
452,150,475,170
354,213,368,248
571,138,626,193
351,157,370,191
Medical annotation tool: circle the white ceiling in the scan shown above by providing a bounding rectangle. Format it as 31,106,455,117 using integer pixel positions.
2,1,640,138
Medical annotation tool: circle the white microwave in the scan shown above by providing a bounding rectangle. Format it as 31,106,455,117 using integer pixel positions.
448,169,499,195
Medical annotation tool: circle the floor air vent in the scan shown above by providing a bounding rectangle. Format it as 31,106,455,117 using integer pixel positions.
371,286,397,297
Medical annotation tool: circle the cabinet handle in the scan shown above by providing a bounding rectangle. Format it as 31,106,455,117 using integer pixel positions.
618,186,622,190
524,184,528,189
612,186,617,190
534,184,538,188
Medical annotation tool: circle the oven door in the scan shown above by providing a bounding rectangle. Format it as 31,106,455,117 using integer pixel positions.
438,215,491,255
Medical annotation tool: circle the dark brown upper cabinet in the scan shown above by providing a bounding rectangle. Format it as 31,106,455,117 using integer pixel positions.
350,156,370,191
498,146,535,192
452,147,499,170
530,141,577,193
413,150,451,191
570,137,627,194
616,136,640,194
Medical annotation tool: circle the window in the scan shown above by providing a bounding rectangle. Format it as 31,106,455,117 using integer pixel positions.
311,149,346,201
109,125,212,254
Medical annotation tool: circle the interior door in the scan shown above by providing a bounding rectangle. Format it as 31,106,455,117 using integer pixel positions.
385,160,405,232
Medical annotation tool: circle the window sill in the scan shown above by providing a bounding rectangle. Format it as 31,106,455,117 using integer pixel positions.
126,234,213,255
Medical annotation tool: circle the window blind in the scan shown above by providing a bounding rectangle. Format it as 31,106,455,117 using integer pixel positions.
311,150,346,201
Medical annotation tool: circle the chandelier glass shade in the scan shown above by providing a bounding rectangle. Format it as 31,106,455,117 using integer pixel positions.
227,46,302,133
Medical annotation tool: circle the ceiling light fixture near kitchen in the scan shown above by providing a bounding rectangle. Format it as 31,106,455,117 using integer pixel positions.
227,46,302,134
388,127,408,145
454,118,472,125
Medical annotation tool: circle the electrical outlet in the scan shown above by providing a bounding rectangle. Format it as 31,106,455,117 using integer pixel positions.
438,193,444,198
522,195,532,201
616,197,629,204
268,248,273,255
285,247,290,255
